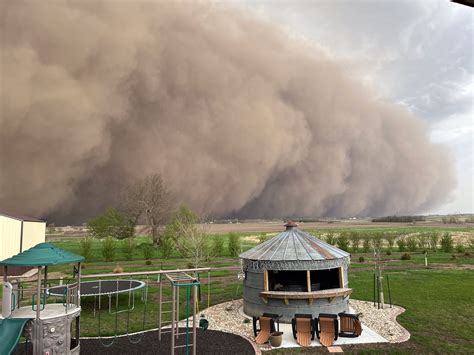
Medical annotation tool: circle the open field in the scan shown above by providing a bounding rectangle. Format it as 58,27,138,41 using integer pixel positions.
6,223,474,354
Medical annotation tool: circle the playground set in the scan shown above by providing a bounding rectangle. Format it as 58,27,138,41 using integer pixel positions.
0,226,395,354
0,243,211,355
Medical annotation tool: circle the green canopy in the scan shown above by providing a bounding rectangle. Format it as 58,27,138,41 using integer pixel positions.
0,243,84,267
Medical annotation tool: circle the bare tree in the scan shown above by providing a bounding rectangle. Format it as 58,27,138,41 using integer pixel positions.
122,174,174,245
167,206,208,268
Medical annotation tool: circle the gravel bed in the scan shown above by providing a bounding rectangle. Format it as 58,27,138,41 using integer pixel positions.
349,299,410,343
199,298,410,344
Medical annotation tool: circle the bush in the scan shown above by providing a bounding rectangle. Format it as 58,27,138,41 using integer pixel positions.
440,233,454,252
417,235,429,250
350,232,360,253
362,238,371,253
228,233,241,257
101,236,116,261
160,235,174,259
80,235,94,261
358,256,365,263
325,232,336,246
146,259,152,265
142,243,155,260
455,243,465,253
212,236,225,256
429,233,439,251
407,237,417,252
121,237,136,261
385,235,395,252
397,239,406,252
401,253,411,260
386,250,392,256
337,233,350,252
258,233,269,244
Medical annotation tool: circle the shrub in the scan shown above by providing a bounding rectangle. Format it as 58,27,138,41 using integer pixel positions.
385,235,395,252
228,233,241,257
146,259,152,265
386,250,392,256
401,253,411,260
358,256,365,263
258,233,269,244
455,243,465,253
429,233,439,251
121,237,136,261
80,235,94,261
142,243,154,261
101,236,116,261
397,239,406,252
440,233,454,252
160,235,174,259
325,232,336,246
362,238,371,253
350,232,360,253
417,235,429,250
407,237,417,252
212,236,225,256
337,233,350,252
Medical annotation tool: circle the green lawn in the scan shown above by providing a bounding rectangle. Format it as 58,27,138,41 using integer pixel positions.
4,225,473,354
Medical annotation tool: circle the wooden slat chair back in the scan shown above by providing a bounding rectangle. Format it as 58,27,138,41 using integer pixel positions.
291,313,315,347
338,312,363,337
254,316,272,344
316,313,338,347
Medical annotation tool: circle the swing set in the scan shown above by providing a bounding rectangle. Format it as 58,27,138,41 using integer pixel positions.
83,267,212,355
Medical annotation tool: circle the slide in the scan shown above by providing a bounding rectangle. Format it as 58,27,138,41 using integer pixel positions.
0,318,31,355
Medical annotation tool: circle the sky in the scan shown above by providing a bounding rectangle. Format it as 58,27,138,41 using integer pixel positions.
237,0,473,214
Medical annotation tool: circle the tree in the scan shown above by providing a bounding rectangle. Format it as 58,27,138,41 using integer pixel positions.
166,206,208,268
122,174,174,245
87,208,134,240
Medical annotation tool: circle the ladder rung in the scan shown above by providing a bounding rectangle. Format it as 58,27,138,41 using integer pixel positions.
174,344,193,349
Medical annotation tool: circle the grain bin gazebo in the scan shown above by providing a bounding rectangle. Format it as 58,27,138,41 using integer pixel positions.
239,222,351,322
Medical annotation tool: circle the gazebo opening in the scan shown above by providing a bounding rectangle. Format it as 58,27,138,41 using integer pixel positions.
310,268,341,290
267,268,342,292
269,270,307,292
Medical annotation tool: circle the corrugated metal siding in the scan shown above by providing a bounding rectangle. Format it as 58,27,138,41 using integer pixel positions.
22,221,46,251
0,215,22,260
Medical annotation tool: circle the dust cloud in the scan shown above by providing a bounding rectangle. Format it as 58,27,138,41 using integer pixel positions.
0,1,455,223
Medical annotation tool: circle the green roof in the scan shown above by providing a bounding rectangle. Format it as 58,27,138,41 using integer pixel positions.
0,243,84,267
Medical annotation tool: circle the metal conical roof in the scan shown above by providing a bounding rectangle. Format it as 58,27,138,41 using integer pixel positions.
240,228,349,262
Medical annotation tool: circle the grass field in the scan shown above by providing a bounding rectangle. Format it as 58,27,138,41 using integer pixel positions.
5,223,474,354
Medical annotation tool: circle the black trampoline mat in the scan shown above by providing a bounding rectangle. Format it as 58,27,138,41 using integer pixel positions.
48,280,145,296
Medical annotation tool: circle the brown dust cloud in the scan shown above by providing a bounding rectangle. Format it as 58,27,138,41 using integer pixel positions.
0,1,455,223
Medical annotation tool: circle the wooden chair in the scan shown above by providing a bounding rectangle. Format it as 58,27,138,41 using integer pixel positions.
338,312,362,337
291,314,315,347
316,313,338,347
252,313,279,344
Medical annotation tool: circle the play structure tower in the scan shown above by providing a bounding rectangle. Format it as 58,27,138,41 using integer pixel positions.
1,243,84,355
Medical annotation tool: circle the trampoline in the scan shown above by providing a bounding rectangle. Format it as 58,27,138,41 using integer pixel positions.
48,280,146,314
